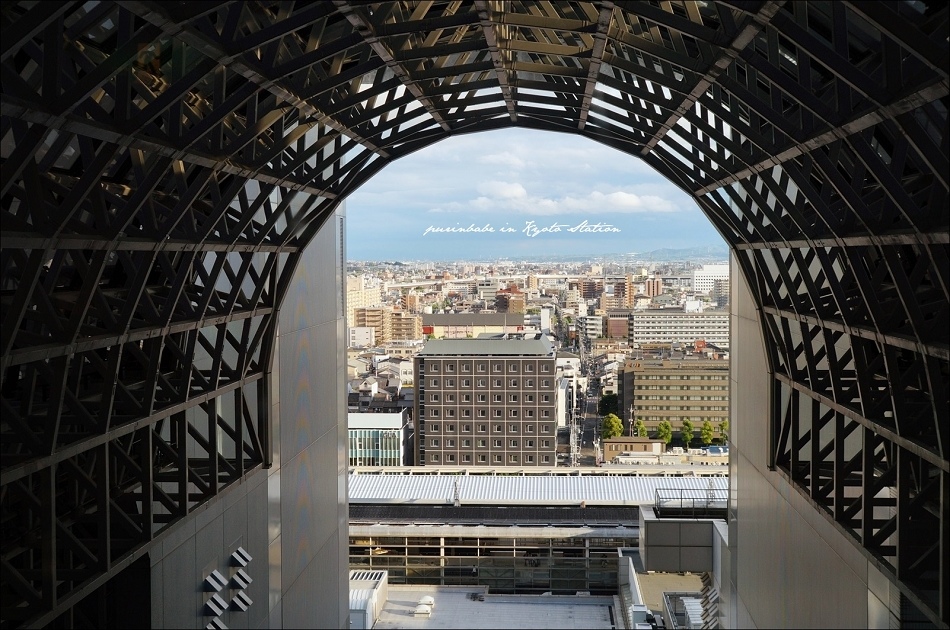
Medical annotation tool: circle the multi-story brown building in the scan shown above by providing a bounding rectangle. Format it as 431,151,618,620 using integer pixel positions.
617,357,729,441
413,338,558,466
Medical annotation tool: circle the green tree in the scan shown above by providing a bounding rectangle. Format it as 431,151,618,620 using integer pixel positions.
601,413,623,440
597,393,619,417
634,418,647,438
655,420,673,449
700,420,715,446
718,419,730,443
681,419,694,447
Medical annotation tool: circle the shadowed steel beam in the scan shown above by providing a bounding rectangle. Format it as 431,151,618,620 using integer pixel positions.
0,372,265,487
1,306,274,372
694,78,950,196
578,2,614,131
844,1,949,79
474,0,517,122
772,377,947,473
640,1,784,156
732,233,950,250
763,305,949,361
335,1,452,133
120,0,392,159
0,99,336,198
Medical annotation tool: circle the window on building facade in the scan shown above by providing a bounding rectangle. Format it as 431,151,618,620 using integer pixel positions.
525,410,534,418
526,455,534,463
446,364,454,372
431,454,440,462
509,379,518,387
494,409,502,417
463,454,471,463
430,379,439,387
508,364,518,372
446,379,455,387
509,454,518,462
431,438,439,447
541,424,551,433
493,439,502,447
494,455,502,462
477,364,486,372
509,409,518,417
478,424,487,432
446,454,455,462
477,394,486,402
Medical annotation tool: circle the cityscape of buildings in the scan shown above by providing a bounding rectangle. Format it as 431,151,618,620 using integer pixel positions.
344,257,732,470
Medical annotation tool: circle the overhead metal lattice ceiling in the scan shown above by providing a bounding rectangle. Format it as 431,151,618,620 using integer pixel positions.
1,1,947,627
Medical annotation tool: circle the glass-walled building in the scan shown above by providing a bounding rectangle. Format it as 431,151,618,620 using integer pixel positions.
348,411,410,467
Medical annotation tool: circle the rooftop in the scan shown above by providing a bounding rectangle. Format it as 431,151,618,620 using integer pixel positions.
373,586,616,629
416,338,555,357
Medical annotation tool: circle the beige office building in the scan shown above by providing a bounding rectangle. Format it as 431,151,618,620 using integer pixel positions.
618,357,729,440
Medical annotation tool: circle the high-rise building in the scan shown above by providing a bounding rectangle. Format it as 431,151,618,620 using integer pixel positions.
645,276,664,297
347,275,383,328
691,264,729,295
354,306,391,344
389,310,422,341
413,338,558,467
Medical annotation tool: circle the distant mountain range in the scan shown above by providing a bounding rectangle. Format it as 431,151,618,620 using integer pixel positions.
350,245,730,265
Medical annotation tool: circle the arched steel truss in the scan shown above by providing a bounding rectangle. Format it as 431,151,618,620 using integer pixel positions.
1,1,947,627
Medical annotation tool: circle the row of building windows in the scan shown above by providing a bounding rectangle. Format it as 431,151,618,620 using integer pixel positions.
421,363,552,374
423,392,552,403
425,423,553,434
423,378,553,388
429,453,552,464
639,405,729,411
421,408,553,418
637,395,729,401
640,384,727,390
428,438,553,448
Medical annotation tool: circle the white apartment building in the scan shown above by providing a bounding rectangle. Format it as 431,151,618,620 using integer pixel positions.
691,264,730,295
346,275,383,327
577,314,603,340
348,326,376,347
629,310,730,348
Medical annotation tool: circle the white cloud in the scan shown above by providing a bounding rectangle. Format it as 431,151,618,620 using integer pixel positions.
448,184,677,216
477,151,526,170
476,181,528,199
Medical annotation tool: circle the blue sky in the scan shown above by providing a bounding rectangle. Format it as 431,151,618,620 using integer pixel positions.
344,128,725,261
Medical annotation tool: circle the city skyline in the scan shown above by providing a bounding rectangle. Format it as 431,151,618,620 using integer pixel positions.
346,128,727,261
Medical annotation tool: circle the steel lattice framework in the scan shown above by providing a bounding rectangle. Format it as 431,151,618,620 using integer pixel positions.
1,0,947,627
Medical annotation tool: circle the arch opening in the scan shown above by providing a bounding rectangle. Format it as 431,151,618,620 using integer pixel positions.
1,1,947,627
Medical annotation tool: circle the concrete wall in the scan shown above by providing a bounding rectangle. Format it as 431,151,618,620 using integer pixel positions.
725,255,899,629
639,507,714,573
149,206,349,628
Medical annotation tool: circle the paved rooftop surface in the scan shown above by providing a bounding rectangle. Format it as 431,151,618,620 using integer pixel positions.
374,586,617,629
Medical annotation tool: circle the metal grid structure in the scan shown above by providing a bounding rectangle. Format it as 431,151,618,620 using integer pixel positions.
0,1,946,626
